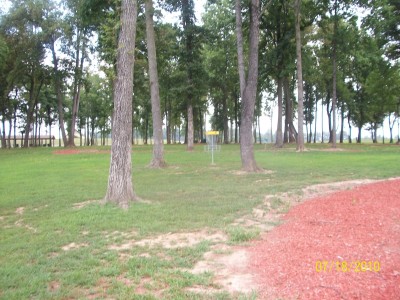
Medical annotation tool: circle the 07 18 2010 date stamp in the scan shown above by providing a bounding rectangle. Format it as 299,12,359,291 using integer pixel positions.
315,260,381,273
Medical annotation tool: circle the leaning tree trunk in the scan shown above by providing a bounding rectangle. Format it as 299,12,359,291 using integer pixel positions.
294,0,304,151
236,0,261,172
145,0,166,168
104,0,138,209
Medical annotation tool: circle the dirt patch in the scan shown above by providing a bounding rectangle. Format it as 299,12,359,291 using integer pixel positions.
73,200,100,209
15,207,25,215
62,242,89,251
134,230,227,249
53,149,110,155
247,178,400,299
14,219,37,233
135,231,226,249
230,169,274,176
48,281,61,292
190,244,258,295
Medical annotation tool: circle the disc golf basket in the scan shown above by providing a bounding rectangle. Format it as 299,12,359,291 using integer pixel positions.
204,131,221,165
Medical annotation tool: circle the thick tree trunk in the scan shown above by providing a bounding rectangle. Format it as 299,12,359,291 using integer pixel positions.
295,0,304,152
104,0,138,209
146,0,166,168
187,104,194,150
275,77,283,147
236,0,261,172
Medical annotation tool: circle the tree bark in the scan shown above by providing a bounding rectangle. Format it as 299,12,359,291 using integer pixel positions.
145,0,166,168
295,0,304,151
187,104,194,150
50,39,68,146
331,0,338,148
275,77,284,147
236,0,261,172
284,77,296,143
182,0,195,151
104,0,138,209
235,0,245,98
314,92,318,143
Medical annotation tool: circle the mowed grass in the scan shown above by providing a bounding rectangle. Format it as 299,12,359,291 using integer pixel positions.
0,143,399,299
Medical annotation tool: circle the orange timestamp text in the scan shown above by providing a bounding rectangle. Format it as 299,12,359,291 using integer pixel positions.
315,260,381,273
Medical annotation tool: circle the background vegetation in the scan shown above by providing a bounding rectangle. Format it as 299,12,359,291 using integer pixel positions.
0,0,399,149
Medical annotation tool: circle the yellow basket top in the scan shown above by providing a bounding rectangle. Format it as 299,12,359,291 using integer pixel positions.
206,131,219,135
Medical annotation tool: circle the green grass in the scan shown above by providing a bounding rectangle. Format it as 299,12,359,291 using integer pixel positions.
0,143,399,299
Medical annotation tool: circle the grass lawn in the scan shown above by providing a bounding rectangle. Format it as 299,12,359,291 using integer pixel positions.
0,143,399,299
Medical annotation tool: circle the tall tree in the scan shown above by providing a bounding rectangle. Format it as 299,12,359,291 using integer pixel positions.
104,0,138,209
145,0,166,167
41,0,69,146
294,0,305,151
64,0,93,147
236,0,261,172
203,0,239,144
330,0,339,148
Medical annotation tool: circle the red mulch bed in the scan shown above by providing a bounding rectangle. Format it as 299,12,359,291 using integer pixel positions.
248,179,400,299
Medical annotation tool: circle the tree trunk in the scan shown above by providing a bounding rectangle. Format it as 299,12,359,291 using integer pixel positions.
314,93,317,143
13,107,17,147
326,92,332,143
235,92,239,143
348,113,352,143
275,77,283,147
67,30,85,147
223,93,229,144
187,104,194,150
104,0,138,209
340,106,344,143
236,0,261,172
331,0,338,148
1,118,6,148
295,0,304,152
284,77,296,143
146,0,166,168
24,77,44,148
321,98,324,143
235,0,246,98
50,40,68,146
357,127,362,143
